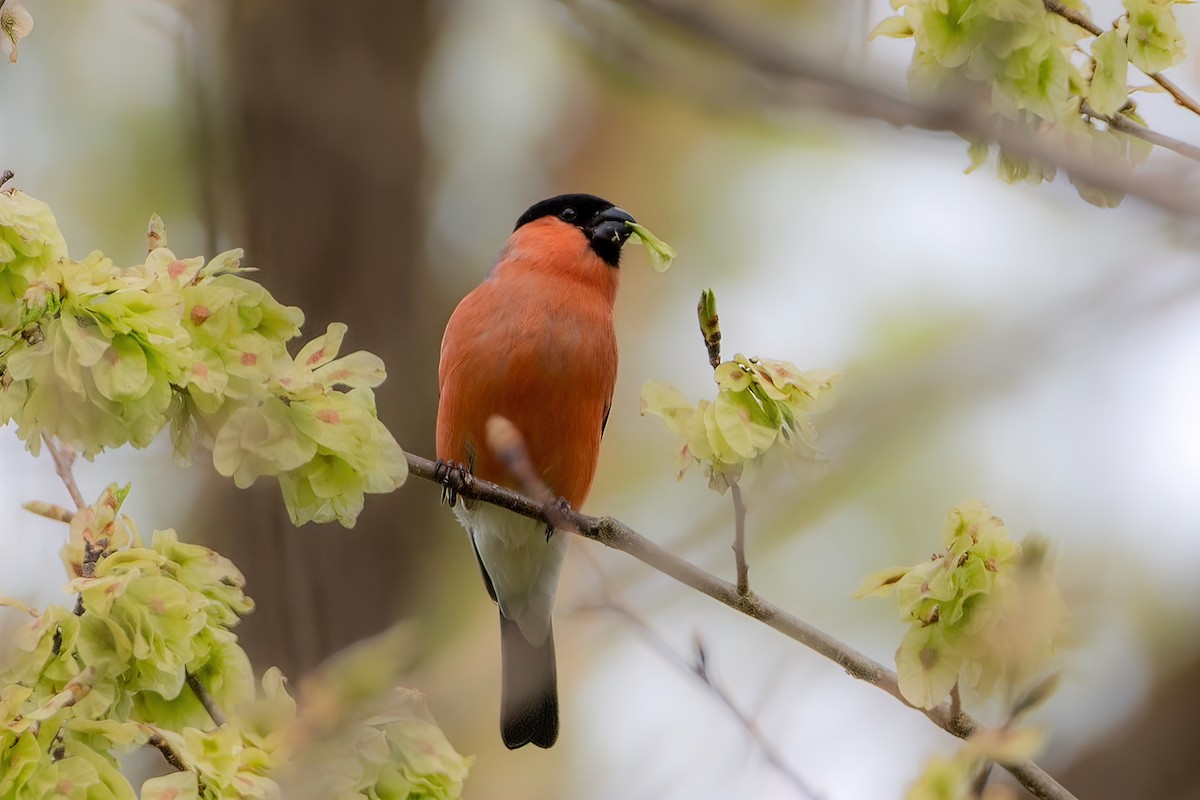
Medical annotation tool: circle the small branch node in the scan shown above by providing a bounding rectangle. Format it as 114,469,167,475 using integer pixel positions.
80,539,100,580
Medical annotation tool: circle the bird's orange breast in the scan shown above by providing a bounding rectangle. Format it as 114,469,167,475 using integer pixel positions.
437,220,619,508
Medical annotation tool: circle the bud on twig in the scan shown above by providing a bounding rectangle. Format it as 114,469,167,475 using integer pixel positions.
697,289,721,369
22,500,74,524
147,213,167,253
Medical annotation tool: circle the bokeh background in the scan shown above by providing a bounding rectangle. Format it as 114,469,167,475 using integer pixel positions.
2,1,1199,797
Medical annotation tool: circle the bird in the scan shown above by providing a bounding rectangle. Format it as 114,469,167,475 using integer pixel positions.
436,193,636,749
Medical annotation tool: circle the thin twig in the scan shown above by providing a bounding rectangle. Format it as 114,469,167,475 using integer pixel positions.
1042,0,1200,117
1147,72,1200,117
148,733,189,773
23,501,75,523
41,434,87,511
1091,104,1200,161
972,760,997,799
40,433,96,617
48,729,65,761
148,733,207,794
1042,0,1101,35
186,670,226,727
411,452,1074,800
731,481,749,596
594,600,821,799
604,0,1200,220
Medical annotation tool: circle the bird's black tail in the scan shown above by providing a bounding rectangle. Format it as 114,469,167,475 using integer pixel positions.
499,612,558,749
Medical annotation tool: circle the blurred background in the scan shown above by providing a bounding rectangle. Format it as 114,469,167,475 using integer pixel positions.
2,0,1199,797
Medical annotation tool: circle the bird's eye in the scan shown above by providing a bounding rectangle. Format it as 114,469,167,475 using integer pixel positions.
559,208,577,222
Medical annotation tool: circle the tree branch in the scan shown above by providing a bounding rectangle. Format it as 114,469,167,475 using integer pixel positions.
1042,0,1200,117
972,760,997,799
598,0,1200,219
731,481,749,596
148,732,207,795
1042,0,1102,36
148,732,188,773
407,452,1075,800
185,670,226,728
39,433,96,615
23,500,75,523
1146,72,1200,118
591,600,820,798
41,434,87,511
1089,105,1200,162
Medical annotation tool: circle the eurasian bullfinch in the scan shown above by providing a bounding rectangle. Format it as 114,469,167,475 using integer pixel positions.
436,194,635,749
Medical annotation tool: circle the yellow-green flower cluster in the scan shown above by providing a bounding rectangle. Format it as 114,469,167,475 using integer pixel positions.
872,0,1180,204
4,492,252,726
212,322,407,527
0,189,406,528
1,490,472,800
5,251,193,456
314,689,474,800
0,189,67,330
642,354,838,493
856,500,1066,709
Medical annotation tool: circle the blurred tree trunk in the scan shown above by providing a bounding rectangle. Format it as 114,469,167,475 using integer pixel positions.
205,0,444,677
1037,656,1200,799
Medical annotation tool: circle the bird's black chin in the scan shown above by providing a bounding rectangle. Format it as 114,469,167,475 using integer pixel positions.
587,206,636,267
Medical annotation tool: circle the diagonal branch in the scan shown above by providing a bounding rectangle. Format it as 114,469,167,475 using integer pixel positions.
1087,104,1200,161
591,599,820,798
42,434,87,511
600,0,1200,218
1042,0,1102,35
186,670,226,727
1146,71,1200,118
148,732,208,795
1042,0,1200,117
407,452,1075,800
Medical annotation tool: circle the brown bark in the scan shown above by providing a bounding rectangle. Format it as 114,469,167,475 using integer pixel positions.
209,0,444,676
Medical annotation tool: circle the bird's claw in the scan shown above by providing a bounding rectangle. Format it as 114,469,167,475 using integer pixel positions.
434,460,472,507
543,496,572,541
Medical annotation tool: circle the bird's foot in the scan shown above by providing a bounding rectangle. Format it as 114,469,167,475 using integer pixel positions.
542,496,572,541
434,459,473,507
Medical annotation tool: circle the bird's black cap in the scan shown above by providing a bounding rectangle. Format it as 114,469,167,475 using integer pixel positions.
514,193,636,267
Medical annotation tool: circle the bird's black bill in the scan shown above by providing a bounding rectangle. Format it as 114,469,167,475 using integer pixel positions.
588,206,636,267
591,206,635,245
